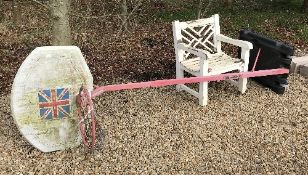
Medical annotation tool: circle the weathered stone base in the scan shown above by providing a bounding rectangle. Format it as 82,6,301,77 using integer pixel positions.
291,56,308,78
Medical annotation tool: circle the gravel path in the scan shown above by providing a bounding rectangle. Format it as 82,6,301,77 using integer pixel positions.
0,75,307,174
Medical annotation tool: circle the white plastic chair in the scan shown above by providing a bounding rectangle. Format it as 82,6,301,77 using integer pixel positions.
172,14,253,106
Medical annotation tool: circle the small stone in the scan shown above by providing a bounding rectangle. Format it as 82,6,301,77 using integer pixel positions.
290,55,308,73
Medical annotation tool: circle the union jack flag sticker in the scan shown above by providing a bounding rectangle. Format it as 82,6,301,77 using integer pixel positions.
38,88,70,120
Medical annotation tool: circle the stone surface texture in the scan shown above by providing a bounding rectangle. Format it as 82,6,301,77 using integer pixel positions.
10,46,93,152
290,55,308,74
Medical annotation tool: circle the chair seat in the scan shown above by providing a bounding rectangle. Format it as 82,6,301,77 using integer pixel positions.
180,52,244,75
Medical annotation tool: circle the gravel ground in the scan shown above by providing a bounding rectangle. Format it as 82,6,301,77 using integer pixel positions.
0,75,307,174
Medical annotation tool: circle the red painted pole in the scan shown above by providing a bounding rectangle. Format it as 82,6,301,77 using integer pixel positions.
91,68,289,98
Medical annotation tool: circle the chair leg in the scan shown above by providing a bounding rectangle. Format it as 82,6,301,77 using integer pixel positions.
199,82,208,106
238,78,247,94
176,65,184,91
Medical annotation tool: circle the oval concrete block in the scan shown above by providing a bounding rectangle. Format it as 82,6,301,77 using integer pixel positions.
11,46,93,152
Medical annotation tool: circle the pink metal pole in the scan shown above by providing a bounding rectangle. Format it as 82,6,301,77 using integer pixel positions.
91,68,289,98
252,48,262,71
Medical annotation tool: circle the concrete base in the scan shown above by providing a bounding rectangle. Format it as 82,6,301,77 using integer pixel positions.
290,56,308,74
299,64,308,78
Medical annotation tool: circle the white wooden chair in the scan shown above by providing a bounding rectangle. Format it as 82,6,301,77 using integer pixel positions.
172,14,253,106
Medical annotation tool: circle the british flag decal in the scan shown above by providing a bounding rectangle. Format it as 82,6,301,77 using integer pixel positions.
38,88,70,120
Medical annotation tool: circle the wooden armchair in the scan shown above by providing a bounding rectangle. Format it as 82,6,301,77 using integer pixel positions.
172,14,253,106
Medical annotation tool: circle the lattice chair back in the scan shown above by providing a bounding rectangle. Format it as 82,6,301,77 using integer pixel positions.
173,14,221,60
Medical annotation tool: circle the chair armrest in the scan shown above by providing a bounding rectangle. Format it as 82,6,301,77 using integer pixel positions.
177,43,211,59
217,34,253,50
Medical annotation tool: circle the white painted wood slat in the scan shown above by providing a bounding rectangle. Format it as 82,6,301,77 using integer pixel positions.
180,53,243,74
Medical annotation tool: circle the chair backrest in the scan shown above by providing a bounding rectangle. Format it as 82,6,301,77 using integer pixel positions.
173,14,221,57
